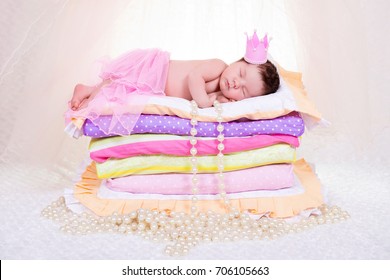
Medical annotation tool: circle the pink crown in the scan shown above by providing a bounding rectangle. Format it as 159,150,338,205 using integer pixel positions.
244,31,269,64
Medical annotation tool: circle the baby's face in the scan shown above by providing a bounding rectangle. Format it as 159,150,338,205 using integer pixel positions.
219,61,265,101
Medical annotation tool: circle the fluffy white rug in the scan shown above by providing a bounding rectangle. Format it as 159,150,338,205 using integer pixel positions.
1,125,389,260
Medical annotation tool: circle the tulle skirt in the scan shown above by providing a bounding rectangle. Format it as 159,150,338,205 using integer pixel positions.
65,48,170,135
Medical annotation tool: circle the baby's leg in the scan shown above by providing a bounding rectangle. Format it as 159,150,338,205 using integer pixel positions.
70,84,96,110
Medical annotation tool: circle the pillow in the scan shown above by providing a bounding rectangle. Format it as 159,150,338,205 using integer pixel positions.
140,67,321,124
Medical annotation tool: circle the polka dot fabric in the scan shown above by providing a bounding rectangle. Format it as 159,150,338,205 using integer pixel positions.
83,111,304,138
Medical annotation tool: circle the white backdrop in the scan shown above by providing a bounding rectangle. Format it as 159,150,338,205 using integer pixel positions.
285,0,390,163
1,0,389,260
0,0,298,169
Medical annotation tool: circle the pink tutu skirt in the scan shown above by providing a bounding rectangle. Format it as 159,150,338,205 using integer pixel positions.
65,48,170,135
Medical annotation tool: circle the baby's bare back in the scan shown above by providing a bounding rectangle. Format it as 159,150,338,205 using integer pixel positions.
165,60,223,100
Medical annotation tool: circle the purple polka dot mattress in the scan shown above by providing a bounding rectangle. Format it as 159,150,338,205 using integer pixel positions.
83,111,304,138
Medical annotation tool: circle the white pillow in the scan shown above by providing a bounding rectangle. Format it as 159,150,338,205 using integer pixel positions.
139,66,324,128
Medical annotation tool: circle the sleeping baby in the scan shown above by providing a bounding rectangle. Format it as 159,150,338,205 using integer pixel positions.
69,32,279,111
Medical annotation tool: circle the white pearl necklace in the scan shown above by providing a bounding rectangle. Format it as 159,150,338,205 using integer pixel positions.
42,100,350,256
42,198,350,256
189,100,199,214
189,100,234,213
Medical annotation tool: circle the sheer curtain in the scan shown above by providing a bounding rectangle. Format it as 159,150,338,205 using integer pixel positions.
0,0,388,174
285,0,390,164
0,0,131,171
0,0,296,173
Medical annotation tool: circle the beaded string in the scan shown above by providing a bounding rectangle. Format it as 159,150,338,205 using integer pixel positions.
213,100,232,211
189,100,199,214
189,100,233,213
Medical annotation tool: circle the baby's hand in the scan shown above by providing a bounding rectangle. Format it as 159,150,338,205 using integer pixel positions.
210,91,234,104
208,91,229,104
216,95,232,103
207,92,219,104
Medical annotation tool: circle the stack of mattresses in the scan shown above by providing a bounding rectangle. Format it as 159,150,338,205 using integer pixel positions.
65,66,325,219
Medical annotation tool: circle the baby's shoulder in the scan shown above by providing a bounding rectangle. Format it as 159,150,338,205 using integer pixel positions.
169,59,227,78
202,58,228,68
170,58,227,68
197,59,228,76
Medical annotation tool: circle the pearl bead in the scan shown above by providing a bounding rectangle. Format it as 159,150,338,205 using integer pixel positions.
191,176,199,184
190,128,197,136
190,147,197,156
190,138,197,145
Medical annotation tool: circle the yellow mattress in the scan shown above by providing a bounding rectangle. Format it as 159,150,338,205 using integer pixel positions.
96,143,296,179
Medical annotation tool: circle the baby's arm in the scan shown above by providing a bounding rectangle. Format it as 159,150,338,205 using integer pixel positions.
188,59,227,108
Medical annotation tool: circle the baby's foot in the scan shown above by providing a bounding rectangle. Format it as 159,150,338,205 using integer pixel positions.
70,84,95,110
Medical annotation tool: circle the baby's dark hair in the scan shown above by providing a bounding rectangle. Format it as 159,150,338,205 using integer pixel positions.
257,60,280,95
240,58,280,95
